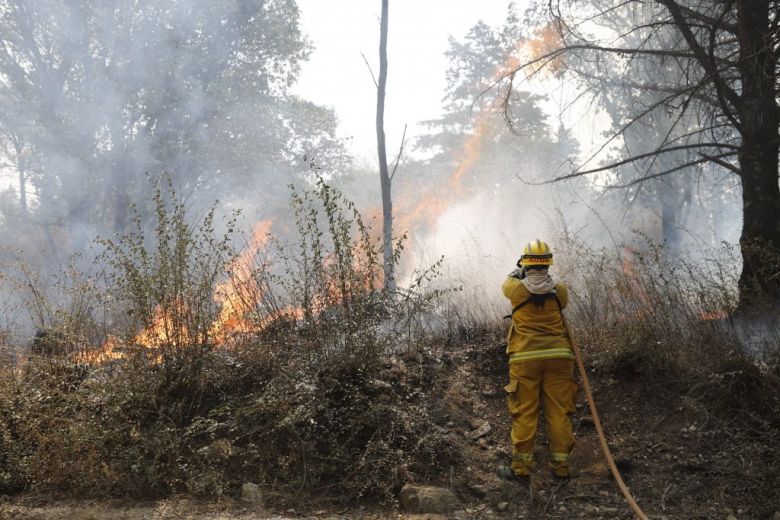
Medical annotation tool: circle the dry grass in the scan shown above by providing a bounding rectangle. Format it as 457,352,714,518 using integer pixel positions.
549,228,780,431
0,179,459,504
0,180,777,508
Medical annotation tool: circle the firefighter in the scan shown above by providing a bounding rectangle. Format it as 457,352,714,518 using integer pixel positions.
498,239,577,480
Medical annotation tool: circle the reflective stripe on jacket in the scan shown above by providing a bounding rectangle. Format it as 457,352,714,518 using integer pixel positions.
502,276,573,362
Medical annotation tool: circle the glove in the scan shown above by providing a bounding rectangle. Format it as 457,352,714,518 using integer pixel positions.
509,267,526,280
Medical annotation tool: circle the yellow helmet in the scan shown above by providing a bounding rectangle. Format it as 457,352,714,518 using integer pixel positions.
519,239,553,266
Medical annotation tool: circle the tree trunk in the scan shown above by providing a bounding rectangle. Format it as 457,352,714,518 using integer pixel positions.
12,138,27,216
735,0,780,304
17,162,27,216
661,198,677,249
112,160,131,234
376,0,395,292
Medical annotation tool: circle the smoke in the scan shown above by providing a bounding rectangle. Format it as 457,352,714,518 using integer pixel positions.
0,0,341,262
0,1,751,346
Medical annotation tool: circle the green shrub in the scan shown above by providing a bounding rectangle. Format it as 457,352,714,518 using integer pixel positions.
0,177,457,503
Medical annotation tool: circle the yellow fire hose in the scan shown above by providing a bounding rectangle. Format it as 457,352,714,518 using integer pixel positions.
564,317,650,520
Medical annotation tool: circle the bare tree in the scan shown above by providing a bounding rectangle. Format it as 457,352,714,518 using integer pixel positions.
375,0,396,292
502,0,780,306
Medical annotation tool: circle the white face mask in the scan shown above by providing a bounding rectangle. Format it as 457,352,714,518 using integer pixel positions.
522,269,555,294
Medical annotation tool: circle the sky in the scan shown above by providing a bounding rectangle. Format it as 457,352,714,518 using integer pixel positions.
292,0,517,165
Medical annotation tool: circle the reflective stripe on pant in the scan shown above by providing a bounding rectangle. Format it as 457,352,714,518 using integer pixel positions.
505,357,576,476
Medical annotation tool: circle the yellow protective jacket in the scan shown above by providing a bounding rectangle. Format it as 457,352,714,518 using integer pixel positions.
502,275,573,364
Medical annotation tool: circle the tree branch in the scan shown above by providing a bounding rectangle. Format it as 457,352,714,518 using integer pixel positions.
656,0,742,117
607,153,737,188
677,4,738,34
699,152,741,175
571,143,738,177
517,146,738,186
706,0,741,130
389,123,407,182
361,52,379,89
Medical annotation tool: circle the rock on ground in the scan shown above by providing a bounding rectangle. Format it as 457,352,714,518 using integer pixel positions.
239,483,263,506
399,485,460,514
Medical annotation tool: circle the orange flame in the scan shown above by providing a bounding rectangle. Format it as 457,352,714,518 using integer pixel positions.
699,310,729,321
394,125,485,239
134,300,196,348
525,22,565,75
619,246,653,310
83,28,569,365
84,216,378,365
393,27,564,240
84,220,276,364
209,219,273,345
74,335,126,364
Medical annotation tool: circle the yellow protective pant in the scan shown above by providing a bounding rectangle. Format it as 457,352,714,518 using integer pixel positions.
504,357,577,476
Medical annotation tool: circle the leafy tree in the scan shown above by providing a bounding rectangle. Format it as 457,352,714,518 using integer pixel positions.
409,10,572,210
0,0,346,257
502,0,780,303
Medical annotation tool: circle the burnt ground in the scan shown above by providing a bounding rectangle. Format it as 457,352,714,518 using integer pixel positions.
444,342,780,519
1,339,778,519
